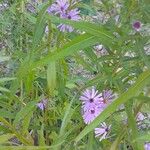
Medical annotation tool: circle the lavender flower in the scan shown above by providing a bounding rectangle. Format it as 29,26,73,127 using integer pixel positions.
47,0,80,32
132,21,142,31
145,143,150,150
80,87,103,111
37,99,48,110
80,88,115,124
82,104,103,124
58,8,81,32
47,0,69,14
80,87,104,124
95,122,111,141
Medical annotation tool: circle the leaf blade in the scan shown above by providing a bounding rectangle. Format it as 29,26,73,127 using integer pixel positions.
32,34,98,68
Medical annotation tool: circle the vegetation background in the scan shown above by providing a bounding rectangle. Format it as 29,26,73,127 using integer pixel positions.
0,0,150,149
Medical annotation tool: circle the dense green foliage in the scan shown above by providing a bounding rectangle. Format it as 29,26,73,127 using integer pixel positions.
0,0,150,149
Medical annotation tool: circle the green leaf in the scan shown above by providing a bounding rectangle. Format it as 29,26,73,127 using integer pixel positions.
0,117,32,145
110,136,122,150
81,73,107,90
0,77,16,83
133,133,150,142
74,53,94,72
0,110,16,119
38,125,46,147
0,133,15,144
32,34,99,68
22,111,33,135
47,62,56,96
0,146,57,150
49,15,114,40
25,12,36,24
0,56,10,62
135,37,150,69
75,70,150,143
13,101,36,127
59,98,74,136
48,15,116,48
32,2,50,50
0,86,10,92
125,102,143,150
87,132,95,150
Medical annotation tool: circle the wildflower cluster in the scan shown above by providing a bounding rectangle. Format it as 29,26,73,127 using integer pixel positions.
80,87,114,124
80,87,114,141
47,0,80,32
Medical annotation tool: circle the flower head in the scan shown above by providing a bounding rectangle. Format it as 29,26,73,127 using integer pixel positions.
80,87,104,124
95,122,111,141
132,21,142,31
57,8,80,32
80,87,102,104
47,0,80,32
37,99,48,110
66,8,81,21
80,88,115,124
82,104,103,124
47,0,69,14
145,143,150,150
80,87,103,115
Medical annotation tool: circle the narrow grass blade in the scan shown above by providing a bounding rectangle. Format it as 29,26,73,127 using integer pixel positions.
48,15,114,40
32,34,98,68
0,78,16,83
13,101,36,127
47,62,56,96
0,134,15,144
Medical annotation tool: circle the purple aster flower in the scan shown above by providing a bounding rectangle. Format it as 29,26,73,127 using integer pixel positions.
80,87,103,111
47,0,80,32
80,87,104,124
95,122,111,141
67,8,81,21
145,143,150,150
57,8,81,32
47,0,69,14
102,89,114,106
132,21,142,31
80,88,115,125
37,99,48,110
82,104,103,124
